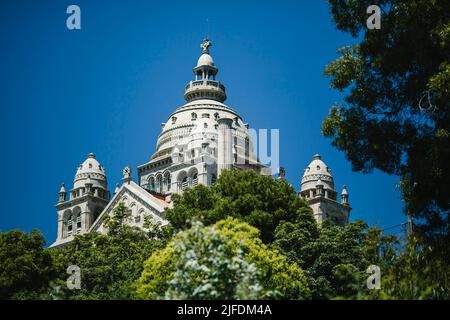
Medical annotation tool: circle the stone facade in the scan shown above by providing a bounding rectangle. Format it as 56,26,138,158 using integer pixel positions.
51,40,351,248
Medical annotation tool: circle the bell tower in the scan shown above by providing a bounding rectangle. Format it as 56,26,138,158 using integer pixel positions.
52,153,110,247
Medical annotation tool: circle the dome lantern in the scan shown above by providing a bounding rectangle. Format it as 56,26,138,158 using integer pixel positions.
184,38,227,103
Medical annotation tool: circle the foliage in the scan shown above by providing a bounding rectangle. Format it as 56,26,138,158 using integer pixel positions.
362,237,450,299
323,0,450,257
0,229,54,299
166,170,311,243
135,217,311,300
273,218,398,299
49,202,167,299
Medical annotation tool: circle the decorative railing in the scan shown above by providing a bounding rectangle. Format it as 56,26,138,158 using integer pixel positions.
184,80,227,102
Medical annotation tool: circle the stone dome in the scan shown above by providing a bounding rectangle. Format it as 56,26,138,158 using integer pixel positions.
197,53,214,67
73,153,107,189
151,99,247,162
146,39,256,166
301,154,334,191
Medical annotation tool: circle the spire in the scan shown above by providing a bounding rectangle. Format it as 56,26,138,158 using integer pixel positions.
59,183,66,194
341,185,349,205
58,183,67,202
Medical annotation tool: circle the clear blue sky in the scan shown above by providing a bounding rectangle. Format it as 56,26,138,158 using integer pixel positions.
0,0,406,244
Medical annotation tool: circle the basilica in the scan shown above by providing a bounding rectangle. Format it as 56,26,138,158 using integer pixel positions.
51,39,351,248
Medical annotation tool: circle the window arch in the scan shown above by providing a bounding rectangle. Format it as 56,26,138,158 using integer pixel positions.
177,171,188,191
67,214,73,237
188,168,199,187
164,172,172,192
156,174,163,194
148,176,155,191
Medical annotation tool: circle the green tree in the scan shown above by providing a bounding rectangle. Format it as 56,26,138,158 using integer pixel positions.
323,0,450,256
273,218,397,299
362,237,450,300
166,170,311,243
136,217,311,300
50,202,167,299
0,229,54,299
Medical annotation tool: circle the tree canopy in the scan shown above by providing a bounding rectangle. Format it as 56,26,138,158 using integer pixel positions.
1,170,448,299
49,202,167,300
166,169,310,243
0,229,54,299
135,217,311,300
323,0,450,256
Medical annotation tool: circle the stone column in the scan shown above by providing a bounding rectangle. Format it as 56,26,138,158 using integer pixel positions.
57,213,64,240
217,118,233,178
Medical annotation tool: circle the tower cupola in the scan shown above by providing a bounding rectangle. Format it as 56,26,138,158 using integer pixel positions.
184,38,227,103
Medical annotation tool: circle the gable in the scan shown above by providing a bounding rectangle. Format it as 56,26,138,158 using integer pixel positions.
89,181,170,234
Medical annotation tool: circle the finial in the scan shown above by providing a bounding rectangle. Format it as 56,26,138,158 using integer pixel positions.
58,183,67,202
114,183,120,194
122,166,132,184
278,166,286,179
341,185,349,205
200,38,212,54
87,152,95,159
313,154,321,160
59,183,66,193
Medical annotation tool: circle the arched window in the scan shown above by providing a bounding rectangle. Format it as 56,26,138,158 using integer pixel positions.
191,112,197,121
156,175,163,194
67,215,73,237
180,177,187,190
148,177,155,191
177,171,188,192
76,213,81,234
192,172,198,186
165,173,171,191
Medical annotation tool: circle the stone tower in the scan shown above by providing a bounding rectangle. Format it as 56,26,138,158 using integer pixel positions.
53,153,110,246
299,154,351,225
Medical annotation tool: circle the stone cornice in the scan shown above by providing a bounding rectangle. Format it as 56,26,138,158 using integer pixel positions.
55,194,108,210
301,174,334,184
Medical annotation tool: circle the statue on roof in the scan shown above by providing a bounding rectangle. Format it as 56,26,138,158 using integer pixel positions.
200,38,212,53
